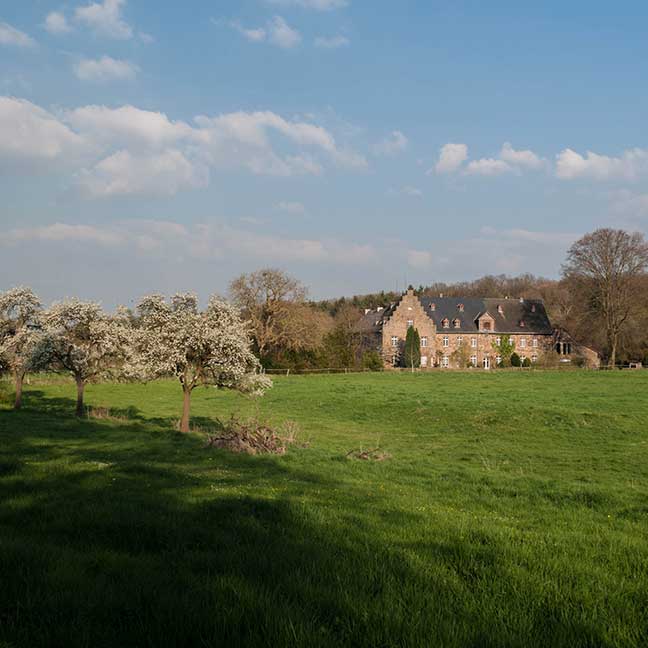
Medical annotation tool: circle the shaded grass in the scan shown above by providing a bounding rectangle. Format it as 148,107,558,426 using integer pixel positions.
0,371,647,647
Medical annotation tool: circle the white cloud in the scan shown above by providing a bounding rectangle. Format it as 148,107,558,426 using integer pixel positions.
66,104,195,148
74,0,133,39
433,142,468,174
555,147,648,181
464,158,513,176
314,35,349,48
2,219,375,267
6,223,122,246
44,11,72,35
277,201,306,215
374,130,408,156
500,142,543,169
138,31,154,43
0,21,36,47
401,186,422,197
0,97,86,169
266,0,348,10
73,56,139,82
267,16,301,49
0,96,366,195
227,15,301,49
76,149,209,198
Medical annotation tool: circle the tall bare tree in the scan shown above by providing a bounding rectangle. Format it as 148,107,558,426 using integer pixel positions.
230,269,330,361
562,229,648,367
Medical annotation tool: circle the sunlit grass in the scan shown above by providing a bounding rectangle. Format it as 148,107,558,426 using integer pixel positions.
1,371,647,647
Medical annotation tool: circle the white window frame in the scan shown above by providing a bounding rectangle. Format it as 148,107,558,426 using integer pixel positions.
421,336,428,348
457,336,463,346
532,338,538,348
496,355,502,365
407,319,414,328
531,354,538,363
442,355,449,368
495,337,501,347
520,338,527,348
470,355,477,367
391,336,398,348
442,336,449,348
471,337,477,348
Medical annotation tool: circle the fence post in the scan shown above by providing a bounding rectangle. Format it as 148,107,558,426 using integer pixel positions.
286,368,290,377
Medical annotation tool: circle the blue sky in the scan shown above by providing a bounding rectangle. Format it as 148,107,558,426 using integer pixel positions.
2,0,648,307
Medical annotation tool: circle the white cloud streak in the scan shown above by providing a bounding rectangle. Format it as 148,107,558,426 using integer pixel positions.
44,12,72,35
266,0,348,10
314,35,350,48
0,21,36,47
73,56,139,82
74,0,133,39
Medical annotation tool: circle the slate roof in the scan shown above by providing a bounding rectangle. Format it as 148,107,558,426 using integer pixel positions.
359,295,553,335
418,297,553,334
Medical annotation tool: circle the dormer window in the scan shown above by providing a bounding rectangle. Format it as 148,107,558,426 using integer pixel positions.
442,318,450,329
519,319,526,327
531,304,537,313
497,304,504,315
457,303,464,312
430,303,436,311
453,318,461,329
481,321,492,331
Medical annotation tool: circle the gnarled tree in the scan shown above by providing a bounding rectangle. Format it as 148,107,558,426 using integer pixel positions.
230,268,331,363
562,229,648,367
0,287,43,409
133,293,271,433
35,300,130,416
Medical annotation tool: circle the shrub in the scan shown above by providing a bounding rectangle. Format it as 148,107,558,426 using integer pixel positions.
362,351,384,372
522,357,531,368
510,352,521,367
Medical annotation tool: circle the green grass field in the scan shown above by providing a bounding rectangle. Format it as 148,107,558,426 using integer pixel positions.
1,371,647,647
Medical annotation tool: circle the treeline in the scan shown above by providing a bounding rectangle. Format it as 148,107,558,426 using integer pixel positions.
239,229,648,369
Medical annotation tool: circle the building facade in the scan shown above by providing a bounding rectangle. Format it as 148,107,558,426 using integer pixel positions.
360,288,598,369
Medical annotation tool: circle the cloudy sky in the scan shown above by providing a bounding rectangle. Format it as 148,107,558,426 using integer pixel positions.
2,1,648,307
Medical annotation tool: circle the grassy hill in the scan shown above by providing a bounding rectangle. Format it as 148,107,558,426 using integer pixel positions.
1,371,647,647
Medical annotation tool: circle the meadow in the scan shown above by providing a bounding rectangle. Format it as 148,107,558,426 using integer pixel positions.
0,371,647,647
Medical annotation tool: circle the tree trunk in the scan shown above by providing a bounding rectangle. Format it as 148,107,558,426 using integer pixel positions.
180,388,191,433
609,336,617,370
14,370,24,410
75,378,85,418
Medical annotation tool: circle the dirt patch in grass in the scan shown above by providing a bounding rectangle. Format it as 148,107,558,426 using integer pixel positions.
346,447,391,461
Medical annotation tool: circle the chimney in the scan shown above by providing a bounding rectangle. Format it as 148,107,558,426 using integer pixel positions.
497,304,504,315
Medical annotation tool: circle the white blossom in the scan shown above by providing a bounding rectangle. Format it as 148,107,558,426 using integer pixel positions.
131,293,271,432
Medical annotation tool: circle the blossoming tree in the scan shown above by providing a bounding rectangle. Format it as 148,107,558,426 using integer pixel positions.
0,287,43,409
34,300,131,417
133,293,271,433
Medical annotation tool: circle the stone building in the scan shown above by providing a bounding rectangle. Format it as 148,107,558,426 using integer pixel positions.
359,287,599,369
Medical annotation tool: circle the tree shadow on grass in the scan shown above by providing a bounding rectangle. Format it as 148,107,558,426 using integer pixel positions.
0,395,625,648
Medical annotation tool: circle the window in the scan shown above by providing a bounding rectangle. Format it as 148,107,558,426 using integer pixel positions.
470,355,477,366
457,303,465,312
442,318,450,329
532,338,538,348
531,355,538,363
430,303,436,311
407,319,414,328
481,321,492,331
457,336,463,346
520,338,527,348
496,355,502,365
421,336,428,348
471,337,477,348
519,319,526,327
521,356,527,363
391,336,398,347
421,356,428,367
442,355,449,368
453,318,461,328
495,337,501,346
443,336,449,348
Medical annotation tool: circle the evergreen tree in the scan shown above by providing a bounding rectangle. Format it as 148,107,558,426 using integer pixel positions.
403,326,421,370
